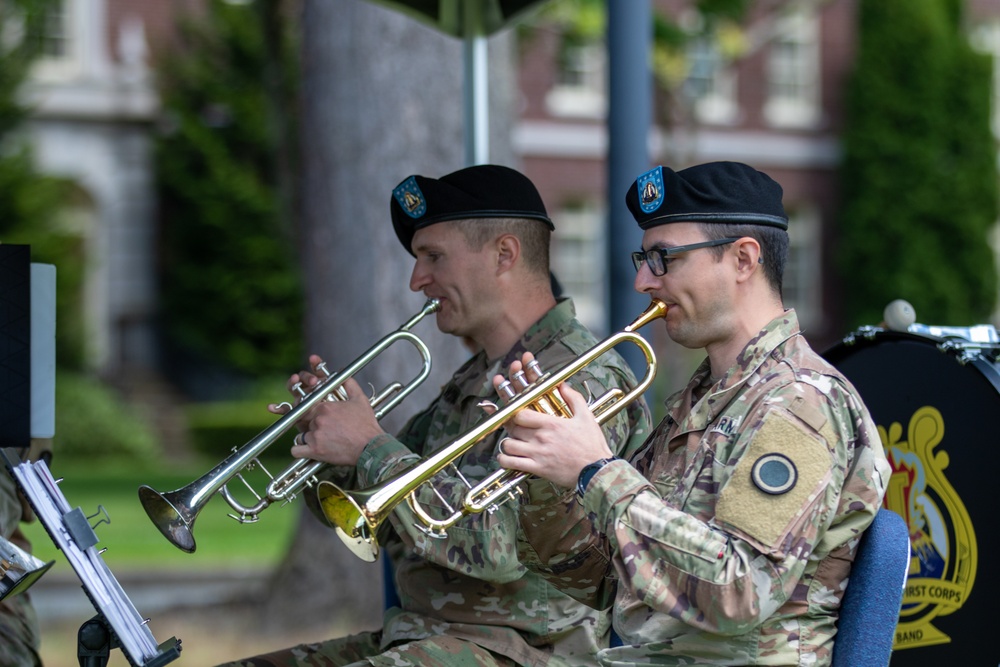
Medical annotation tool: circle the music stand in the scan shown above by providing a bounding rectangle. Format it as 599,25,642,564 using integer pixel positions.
2,450,181,667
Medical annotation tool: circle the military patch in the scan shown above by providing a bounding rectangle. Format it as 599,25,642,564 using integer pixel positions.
637,166,665,214
715,408,832,553
393,176,427,219
750,453,797,495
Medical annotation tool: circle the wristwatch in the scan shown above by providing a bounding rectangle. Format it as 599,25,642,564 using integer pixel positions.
576,457,617,498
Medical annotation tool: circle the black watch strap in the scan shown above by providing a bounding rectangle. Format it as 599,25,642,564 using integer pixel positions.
576,457,617,498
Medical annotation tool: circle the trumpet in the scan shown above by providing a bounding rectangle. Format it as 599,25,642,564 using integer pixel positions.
318,298,667,562
0,533,54,602
138,298,440,553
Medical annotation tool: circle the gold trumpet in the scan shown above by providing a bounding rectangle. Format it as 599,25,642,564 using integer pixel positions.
318,298,667,562
138,298,440,553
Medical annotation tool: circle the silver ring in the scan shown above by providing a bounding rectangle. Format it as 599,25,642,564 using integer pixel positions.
296,432,308,447
498,437,510,457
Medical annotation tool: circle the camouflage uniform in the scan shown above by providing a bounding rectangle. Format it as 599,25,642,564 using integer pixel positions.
223,298,651,667
519,310,891,666
1,466,43,667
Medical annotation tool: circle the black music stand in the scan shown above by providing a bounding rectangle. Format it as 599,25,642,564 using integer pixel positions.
2,449,181,667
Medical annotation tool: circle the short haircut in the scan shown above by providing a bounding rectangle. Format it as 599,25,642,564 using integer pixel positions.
453,217,551,277
698,222,789,299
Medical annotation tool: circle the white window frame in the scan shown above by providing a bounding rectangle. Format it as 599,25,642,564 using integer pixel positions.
783,204,823,330
30,0,85,82
764,10,821,129
971,21,1000,139
684,34,739,125
545,41,607,119
551,202,607,334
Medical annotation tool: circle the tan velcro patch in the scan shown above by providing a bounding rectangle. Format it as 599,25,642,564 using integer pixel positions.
715,408,832,553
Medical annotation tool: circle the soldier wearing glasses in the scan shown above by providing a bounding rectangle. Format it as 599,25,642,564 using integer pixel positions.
494,161,891,666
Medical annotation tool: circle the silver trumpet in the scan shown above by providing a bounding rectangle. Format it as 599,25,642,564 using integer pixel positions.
138,298,440,553
318,298,667,562
0,533,54,602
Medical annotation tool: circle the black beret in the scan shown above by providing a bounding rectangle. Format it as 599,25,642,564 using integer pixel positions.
391,164,554,255
625,162,788,230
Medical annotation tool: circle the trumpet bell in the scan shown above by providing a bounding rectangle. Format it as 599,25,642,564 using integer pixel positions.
138,485,197,554
0,534,55,602
317,482,379,563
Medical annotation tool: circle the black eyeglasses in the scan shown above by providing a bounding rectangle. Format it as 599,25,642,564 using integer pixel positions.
631,237,742,276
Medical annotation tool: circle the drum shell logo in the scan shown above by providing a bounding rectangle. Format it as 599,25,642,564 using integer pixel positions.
880,406,976,650
824,330,994,663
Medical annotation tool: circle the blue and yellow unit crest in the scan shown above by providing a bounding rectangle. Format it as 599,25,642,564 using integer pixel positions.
393,176,426,219
880,406,977,650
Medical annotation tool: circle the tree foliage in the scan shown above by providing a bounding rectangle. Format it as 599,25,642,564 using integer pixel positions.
0,0,82,367
155,0,303,381
839,0,998,327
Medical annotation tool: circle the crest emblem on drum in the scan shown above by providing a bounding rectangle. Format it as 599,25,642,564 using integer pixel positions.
881,406,977,652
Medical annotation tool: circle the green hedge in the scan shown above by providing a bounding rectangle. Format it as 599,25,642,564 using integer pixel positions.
54,372,159,463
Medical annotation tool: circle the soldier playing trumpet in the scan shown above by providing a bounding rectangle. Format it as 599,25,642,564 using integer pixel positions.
493,162,892,667
218,165,651,667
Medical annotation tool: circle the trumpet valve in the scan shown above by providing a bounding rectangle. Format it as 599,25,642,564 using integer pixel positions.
513,370,530,390
497,380,517,400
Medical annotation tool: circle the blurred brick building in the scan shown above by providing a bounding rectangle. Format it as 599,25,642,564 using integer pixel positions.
18,0,1000,381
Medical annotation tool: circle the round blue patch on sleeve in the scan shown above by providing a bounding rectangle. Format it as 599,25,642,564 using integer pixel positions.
751,453,797,495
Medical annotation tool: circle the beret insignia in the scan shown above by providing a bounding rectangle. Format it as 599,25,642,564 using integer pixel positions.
637,166,665,214
393,176,426,219
751,453,798,495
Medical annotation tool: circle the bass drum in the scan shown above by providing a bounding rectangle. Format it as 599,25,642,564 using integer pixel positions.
824,329,1000,663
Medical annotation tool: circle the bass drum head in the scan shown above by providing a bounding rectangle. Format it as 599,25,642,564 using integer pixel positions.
824,331,999,663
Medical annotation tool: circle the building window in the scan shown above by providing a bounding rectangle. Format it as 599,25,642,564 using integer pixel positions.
683,34,738,125
29,0,82,81
36,1,68,57
764,10,821,128
971,21,1000,139
551,202,607,333
545,41,606,119
782,204,822,330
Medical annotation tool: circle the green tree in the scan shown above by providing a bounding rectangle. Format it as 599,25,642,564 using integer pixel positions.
839,0,998,327
155,0,303,381
0,0,82,368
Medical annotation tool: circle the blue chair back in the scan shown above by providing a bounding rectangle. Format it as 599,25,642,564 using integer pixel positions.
831,508,910,667
383,555,401,610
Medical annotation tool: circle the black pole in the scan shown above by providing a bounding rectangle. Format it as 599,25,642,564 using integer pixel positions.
606,0,652,372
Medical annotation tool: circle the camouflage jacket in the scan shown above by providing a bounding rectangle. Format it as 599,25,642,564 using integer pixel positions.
1,467,43,666
353,298,652,667
520,310,890,666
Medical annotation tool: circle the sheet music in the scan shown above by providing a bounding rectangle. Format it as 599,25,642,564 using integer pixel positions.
7,456,180,666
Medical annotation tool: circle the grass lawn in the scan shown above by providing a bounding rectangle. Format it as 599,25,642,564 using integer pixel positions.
18,459,300,573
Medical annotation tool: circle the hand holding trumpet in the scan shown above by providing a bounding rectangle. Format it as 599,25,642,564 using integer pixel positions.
270,353,388,468
492,353,614,489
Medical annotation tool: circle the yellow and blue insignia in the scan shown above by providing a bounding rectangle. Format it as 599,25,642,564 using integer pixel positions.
393,176,426,219
637,166,665,214
751,453,798,495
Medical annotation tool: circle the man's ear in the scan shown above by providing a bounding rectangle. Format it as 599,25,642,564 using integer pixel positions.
733,237,762,283
496,234,520,275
